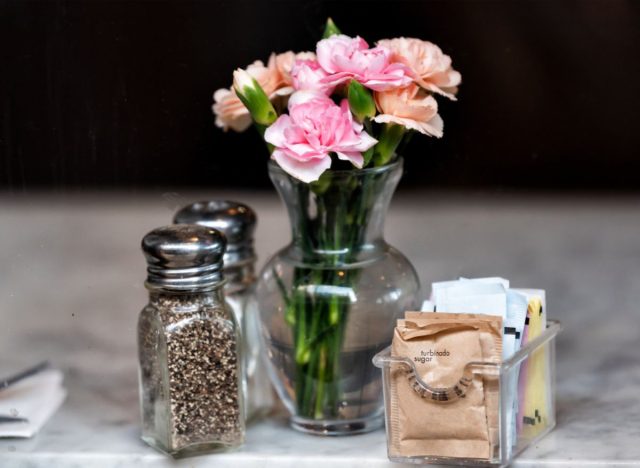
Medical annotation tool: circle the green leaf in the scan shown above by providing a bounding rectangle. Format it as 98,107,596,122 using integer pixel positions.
322,17,341,38
310,170,333,195
362,146,374,167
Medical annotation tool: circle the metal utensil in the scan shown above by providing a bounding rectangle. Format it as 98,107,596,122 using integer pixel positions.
0,361,50,392
0,415,29,424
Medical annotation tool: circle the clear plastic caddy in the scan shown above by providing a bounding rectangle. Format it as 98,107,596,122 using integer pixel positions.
373,320,561,466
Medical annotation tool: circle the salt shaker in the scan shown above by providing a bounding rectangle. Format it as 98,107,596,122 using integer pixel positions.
174,201,274,421
138,225,244,457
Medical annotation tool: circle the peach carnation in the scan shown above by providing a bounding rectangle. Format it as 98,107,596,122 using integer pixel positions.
374,84,443,137
273,51,316,86
377,37,461,100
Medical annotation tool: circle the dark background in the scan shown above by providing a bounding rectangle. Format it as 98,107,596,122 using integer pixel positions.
1,0,639,192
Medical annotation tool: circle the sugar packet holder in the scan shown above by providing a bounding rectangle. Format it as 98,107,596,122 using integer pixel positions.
373,319,561,467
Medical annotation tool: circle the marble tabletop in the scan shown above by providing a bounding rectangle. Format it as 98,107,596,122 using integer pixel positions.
1,191,639,467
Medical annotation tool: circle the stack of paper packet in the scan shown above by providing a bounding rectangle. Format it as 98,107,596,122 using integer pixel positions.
0,369,66,438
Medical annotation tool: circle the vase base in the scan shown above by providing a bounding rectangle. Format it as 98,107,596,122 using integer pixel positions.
290,414,384,436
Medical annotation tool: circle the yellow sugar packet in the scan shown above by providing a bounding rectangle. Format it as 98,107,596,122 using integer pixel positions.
519,297,550,438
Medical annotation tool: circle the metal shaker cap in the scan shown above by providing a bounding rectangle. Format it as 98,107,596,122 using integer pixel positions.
141,224,226,291
173,200,256,268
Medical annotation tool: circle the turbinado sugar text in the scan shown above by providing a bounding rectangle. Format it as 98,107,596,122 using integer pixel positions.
413,349,450,363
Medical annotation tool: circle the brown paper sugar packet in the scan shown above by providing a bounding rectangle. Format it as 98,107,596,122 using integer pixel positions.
390,312,502,460
399,312,503,457
404,312,503,455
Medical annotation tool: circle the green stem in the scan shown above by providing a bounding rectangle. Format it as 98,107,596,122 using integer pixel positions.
290,170,381,419
294,289,308,363
302,319,320,415
372,123,405,167
254,123,275,154
314,344,327,418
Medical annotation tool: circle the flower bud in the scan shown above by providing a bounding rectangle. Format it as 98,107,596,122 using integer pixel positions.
232,68,277,126
322,17,341,39
347,80,376,122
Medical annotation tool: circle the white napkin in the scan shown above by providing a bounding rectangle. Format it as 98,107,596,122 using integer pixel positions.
0,369,67,438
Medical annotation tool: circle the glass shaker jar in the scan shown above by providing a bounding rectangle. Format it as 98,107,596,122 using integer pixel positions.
174,201,274,421
138,225,244,457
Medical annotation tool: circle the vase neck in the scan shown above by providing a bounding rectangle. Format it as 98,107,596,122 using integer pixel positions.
269,160,403,265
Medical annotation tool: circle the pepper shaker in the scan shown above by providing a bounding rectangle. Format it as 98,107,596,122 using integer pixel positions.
138,225,244,456
174,201,274,421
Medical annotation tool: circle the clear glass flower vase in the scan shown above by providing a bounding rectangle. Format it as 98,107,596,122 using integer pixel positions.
252,159,420,435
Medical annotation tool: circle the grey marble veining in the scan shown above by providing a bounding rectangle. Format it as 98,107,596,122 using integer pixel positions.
1,191,640,467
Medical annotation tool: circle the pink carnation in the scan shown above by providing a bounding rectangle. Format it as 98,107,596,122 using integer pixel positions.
316,35,412,91
264,92,378,183
291,59,333,94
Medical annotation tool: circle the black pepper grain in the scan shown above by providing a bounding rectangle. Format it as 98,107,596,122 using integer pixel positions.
139,293,243,450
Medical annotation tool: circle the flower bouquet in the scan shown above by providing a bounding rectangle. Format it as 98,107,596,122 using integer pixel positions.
213,18,461,434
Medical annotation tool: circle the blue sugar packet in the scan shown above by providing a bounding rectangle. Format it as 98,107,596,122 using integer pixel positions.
506,290,528,352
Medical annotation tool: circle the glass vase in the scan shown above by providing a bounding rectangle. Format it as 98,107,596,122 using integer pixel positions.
253,158,420,435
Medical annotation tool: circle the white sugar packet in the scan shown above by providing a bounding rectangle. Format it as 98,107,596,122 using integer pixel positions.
459,276,511,290
432,280,511,353
0,369,67,438
432,278,529,359
429,277,524,457
420,299,435,312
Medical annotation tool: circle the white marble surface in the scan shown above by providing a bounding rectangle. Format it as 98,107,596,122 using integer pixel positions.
1,191,640,467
